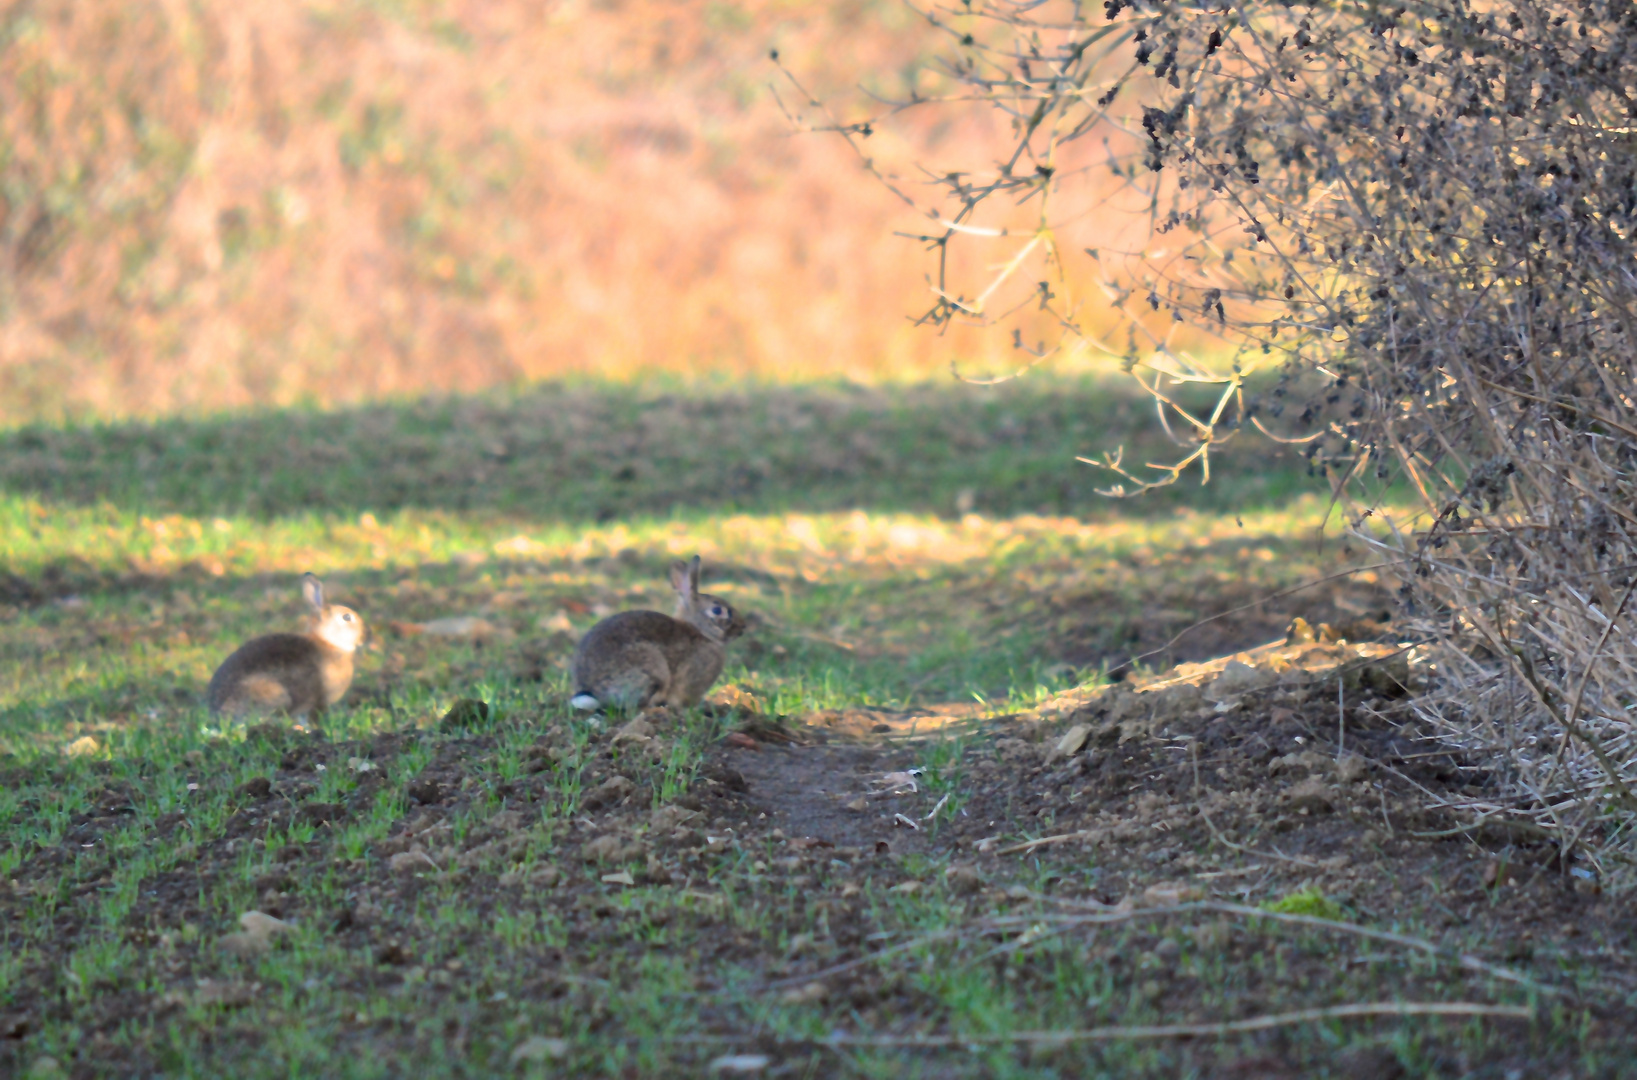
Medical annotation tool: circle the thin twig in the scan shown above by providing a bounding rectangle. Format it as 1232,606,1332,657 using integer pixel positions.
1020,895,1562,995
791,1002,1533,1047
762,893,1565,998
1197,804,1326,868
995,831,1090,856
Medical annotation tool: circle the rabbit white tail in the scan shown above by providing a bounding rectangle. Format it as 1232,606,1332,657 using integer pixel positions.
570,693,600,711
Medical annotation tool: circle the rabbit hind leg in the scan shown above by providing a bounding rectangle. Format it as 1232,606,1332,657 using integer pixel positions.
661,647,726,708
216,674,295,718
594,645,670,714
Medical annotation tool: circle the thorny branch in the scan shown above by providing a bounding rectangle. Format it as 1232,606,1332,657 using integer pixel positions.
787,0,1637,881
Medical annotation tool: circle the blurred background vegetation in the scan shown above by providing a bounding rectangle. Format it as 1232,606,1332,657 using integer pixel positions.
0,0,1185,422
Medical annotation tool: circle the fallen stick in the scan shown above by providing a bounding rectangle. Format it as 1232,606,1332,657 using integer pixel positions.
763,896,1563,998
809,1001,1533,1047
994,831,1089,856
1197,805,1326,868
675,1001,1533,1050
1019,894,1561,996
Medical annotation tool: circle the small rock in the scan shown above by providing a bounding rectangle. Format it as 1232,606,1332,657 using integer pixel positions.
582,774,636,810
1283,777,1336,814
219,910,293,957
390,850,436,875
1204,660,1269,702
25,1056,64,1078
779,982,827,1004
1153,938,1181,961
1045,724,1091,765
666,827,706,850
1334,753,1368,784
510,1036,570,1064
1269,750,1329,777
1141,882,1203,905
582,834,644,863
945,865,984,895
843,797,868,813
238,911,292,937
601,870,636,886
612,718,656,746
649,805,697,833
709,1055,771,1075
889,880,921,894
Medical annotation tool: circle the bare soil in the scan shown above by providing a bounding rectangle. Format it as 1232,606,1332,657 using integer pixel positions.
4,639,1635,1077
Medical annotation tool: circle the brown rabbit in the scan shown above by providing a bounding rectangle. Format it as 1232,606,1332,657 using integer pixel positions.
569,556,744,712
207,573,365,720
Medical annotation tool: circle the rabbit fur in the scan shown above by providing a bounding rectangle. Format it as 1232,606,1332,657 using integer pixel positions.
570,556,743,712
207,573,365,719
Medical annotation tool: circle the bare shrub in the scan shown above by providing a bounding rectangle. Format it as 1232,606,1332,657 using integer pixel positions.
800,0,1637,879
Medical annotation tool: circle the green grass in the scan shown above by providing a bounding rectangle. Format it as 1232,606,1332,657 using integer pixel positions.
5,375,1584,1079
0,375,1318,524
0,376,1382,762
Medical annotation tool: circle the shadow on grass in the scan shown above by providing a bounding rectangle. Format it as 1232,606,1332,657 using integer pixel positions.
0,377,1325,522
0,520,1395,760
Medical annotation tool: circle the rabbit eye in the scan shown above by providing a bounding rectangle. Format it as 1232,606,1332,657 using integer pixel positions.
342,613,353,621
710,605,724,617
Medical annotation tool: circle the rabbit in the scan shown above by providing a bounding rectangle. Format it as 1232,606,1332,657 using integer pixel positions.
570,555,744,712
207,573,366,721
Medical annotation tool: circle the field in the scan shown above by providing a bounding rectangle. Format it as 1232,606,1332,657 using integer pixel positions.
2,376,1632,1077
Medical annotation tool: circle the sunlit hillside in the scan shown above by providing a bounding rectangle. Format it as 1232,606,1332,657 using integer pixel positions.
0,0,1183,422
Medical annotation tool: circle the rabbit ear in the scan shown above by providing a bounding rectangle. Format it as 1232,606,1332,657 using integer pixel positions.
301,573,325,611
669,560,692,597
669,557,701,599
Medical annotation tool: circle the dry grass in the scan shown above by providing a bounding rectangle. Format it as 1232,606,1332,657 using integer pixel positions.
0,0,1192,422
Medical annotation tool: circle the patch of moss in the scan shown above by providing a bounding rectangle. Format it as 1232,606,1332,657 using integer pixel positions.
1262,887,1345,921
